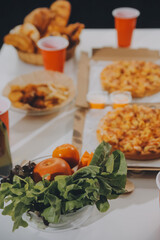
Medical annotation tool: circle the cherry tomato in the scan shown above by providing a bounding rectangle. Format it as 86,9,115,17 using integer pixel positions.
33,157,72,182
52,144,80,168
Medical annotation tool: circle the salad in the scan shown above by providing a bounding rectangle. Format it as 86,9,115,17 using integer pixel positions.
0,141,127,231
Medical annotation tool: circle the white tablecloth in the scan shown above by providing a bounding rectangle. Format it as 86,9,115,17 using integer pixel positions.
0,29,160,240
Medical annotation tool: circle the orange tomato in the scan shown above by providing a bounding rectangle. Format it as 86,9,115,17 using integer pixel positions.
52,144,80,168
80,151,94,167
33,157,72,182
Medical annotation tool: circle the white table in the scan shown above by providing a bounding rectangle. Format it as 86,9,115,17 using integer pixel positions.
0,29,160,240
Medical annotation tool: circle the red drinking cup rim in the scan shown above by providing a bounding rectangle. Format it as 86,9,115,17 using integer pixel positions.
37,36,69,52
112,7,140,19
0,96,11,115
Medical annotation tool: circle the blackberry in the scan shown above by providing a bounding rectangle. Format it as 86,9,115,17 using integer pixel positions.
0,161,36,185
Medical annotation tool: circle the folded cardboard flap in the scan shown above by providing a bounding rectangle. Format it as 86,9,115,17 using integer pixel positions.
72,108,88,155
92,47,160,61
128,167,160,172
76,52,90,108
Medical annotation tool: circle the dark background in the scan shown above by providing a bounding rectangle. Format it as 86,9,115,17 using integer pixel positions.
1,0,160,47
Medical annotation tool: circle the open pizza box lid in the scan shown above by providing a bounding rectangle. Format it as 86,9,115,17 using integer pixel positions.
73,47,160,172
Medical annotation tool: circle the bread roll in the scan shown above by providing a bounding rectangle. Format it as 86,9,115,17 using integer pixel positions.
24,8,55,34
4,33,35,53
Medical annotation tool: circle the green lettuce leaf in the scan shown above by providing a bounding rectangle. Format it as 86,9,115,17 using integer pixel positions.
90,141,112,167
41,195,61,224
96,196,110,212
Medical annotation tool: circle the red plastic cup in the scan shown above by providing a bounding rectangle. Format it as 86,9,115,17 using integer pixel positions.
0,96,11,136
37,36,69,72
112,7,140,47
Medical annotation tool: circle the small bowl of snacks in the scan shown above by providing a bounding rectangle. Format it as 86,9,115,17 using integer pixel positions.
86,91,108,109
110,91,132,109
2,70,76,116
0,142,127,232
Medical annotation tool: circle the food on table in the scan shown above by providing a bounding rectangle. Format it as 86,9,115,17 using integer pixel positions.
4,23,40,53
33,157,72,182
100,61,160,98
0,141,127,231
45,22,84,48
97,104,160,160
4,33,35,53
10,23,40,43
49,0,71,27
52,143,80,168
4,0,84,57
3,70,75,113
24,8,55,34
8,83,69,109
86,91,108,109
80,151,94,167
110,91,132,109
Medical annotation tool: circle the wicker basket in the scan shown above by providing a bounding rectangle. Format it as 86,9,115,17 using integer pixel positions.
17,43,78,65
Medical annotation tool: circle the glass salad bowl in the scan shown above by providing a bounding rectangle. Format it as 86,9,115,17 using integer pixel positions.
21,155,93,232
24,205,93,232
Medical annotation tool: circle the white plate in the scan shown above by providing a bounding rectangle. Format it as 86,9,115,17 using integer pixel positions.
2,70,76,116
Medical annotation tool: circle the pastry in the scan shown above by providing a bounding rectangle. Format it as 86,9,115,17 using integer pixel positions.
50,0,71,26
10,23,40,43
46,22,84,47
24,8,54,34
4,33,35,53
64,23,85,43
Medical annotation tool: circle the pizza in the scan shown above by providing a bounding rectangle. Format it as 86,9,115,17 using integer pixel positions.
100,61,160,98
97,105,160,160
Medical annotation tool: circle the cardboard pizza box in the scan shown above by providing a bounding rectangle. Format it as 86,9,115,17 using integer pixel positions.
73,47,160,172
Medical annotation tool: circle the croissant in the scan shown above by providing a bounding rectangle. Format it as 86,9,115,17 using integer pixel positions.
67,23,85,42
46,22,84,47
24,8,55,34
46,22,65,35
10,23,40,43
4,33,35,53
50,0,71,27
64,23,84,38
